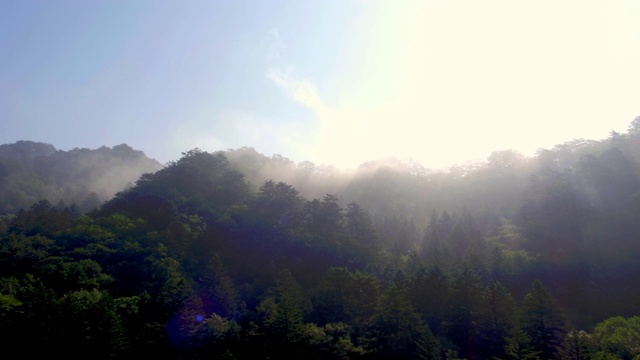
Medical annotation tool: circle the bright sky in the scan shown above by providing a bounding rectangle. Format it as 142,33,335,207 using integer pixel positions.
2,0,639,170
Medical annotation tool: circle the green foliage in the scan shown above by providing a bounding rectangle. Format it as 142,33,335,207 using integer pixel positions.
416,326,441,360
504,323,541,360
373,273,425,359
301,322,367,359
481,281,517,358
410,265,449,336
2,129,640,358
557,329,597,360
594,316,640,359
445,265,486,358
519,280,567,359
62,259,113,289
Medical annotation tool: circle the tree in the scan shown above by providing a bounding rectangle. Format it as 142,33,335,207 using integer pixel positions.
557,330,596,360
344,202,376,245
58,289,128,356
253,180,303,240
312,267,358,325
343,201,378,263
303,194,344,242
477,281,517,358
627,116,640,136
374,273,424,359
593,316,640,359
504,322,540,360
446,265,485,358
416,326,441,360
257,269,311,357
519,280,566,359
410,265,449,336
517,169,590,264
198,255,239,319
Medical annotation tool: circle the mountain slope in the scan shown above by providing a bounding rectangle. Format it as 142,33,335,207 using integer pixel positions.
0,141,162,213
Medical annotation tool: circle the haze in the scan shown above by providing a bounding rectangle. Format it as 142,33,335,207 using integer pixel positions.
2,1,639,170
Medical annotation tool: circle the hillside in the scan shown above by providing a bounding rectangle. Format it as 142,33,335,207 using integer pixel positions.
0,141,163,214
2,122,640,358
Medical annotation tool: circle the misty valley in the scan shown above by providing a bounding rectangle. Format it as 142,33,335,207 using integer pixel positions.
2,121,640,359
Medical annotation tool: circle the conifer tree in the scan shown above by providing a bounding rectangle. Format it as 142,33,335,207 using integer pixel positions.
519,280,566,359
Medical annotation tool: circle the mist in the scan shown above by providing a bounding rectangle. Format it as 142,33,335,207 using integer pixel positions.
0,141,162,213
3,118,640,358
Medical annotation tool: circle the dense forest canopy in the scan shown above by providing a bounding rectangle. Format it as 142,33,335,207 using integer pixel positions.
2,118,640,358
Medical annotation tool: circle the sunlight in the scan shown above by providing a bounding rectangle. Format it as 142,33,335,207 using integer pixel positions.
310,0,640,169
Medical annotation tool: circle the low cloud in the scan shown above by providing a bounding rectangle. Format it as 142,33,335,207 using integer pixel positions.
266,68,327,112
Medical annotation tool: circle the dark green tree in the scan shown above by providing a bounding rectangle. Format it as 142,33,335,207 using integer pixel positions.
373,273,424,359
410,265,449,336
304,194,344,242
344,202,376,244
504,322,540,360
446,264,485,358
253,180,303,236
312,267,359,325
416,326,441,360
480,281,517,359
520,280,566,359
255,269,311,357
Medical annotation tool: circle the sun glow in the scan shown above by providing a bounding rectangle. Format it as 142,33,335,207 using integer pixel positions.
268,0,640,170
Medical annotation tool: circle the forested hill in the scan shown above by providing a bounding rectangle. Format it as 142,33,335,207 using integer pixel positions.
2,119,640,359
0,141,162,213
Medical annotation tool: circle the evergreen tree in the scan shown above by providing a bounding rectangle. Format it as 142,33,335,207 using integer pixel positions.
410,265,449,337
520,280,566,359
416,326,441,360
374,272,424,359
267,269,311,357
504,322,540,360
480,281,517,359
446,265,485,358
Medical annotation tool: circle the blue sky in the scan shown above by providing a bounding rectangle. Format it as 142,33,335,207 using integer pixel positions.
2,1,639,169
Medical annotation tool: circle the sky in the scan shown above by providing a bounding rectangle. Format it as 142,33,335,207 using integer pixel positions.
1,0,639,170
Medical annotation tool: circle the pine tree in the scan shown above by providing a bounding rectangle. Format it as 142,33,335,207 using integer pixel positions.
271,269,311,356
416,326,441,360
504,321,540,360
519,280,566,359
446,265,484,358
374,275,423,359
481,281,516,359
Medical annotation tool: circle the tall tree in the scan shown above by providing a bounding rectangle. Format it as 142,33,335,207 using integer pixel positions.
260,269,311,357
480,281,517,359
446,265,485,358
519,280,566,359
304,194,344,242
374,272,424,359
254,181,303,227
410,265,449,337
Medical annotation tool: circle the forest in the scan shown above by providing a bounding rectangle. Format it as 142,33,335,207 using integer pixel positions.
2,119,640,359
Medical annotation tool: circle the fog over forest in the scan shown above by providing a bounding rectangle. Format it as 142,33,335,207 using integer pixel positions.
1,118,640,359
3,1,640,357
